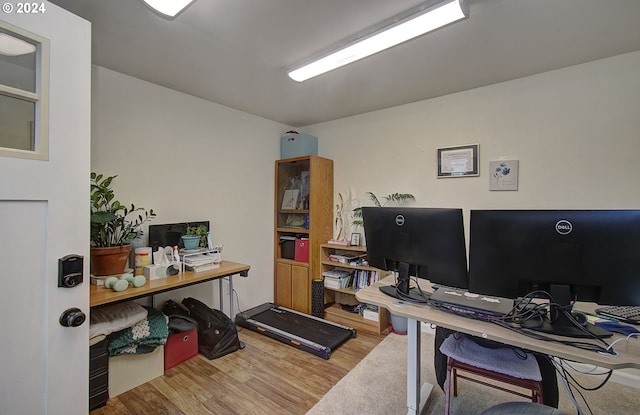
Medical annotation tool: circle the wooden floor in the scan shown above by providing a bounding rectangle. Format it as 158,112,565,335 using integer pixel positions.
90,326,385,415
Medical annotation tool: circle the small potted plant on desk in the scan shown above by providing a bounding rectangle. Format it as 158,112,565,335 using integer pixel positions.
182,224,208,250
90,172,156,276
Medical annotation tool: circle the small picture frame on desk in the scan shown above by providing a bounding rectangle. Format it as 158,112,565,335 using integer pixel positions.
350,233,361,246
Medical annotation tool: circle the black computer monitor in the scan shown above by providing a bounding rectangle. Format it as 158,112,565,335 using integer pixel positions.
148,221,210,252
468,210,640,338
362,207,468,303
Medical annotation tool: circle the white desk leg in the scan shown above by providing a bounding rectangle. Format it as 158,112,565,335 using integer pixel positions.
407,318,433,415
407,318,421,414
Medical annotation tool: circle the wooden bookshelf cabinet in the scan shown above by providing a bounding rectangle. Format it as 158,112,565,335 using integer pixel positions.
274,156,333,314
320,244,389,334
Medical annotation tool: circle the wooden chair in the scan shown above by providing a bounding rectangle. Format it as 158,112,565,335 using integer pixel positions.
441,335,544,415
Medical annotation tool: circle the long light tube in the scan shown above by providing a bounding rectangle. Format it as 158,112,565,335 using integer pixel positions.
288,0,469,82
142,0,195,18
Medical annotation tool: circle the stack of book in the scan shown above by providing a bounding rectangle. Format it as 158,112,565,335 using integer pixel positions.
322,269,353,289
325,252,367,265
182,252,220,272
352,270,379,289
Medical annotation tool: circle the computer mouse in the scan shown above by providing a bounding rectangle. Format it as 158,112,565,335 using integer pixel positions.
572,312,588,326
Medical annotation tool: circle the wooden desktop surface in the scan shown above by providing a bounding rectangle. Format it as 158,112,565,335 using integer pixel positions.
357,276,640,370
90,260,250,308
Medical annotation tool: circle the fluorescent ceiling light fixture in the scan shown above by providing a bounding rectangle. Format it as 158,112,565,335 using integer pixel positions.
288,0,469,82
0,33,36,56
142,0,195,17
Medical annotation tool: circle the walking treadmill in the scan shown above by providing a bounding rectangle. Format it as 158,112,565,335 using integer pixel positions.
236,302,356,359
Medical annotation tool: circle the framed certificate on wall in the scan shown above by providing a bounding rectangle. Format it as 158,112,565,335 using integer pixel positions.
437,144,479,178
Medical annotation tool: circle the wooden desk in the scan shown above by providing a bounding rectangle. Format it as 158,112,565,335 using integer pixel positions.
90,261,250,316
357,277,640,415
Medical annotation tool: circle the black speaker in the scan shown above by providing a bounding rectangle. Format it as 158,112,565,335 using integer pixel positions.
312,279,324,318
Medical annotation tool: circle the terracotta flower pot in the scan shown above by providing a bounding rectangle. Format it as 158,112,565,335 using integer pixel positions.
90,245,132,276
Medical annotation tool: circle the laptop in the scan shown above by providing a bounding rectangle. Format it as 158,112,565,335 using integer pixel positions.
429,286,514,319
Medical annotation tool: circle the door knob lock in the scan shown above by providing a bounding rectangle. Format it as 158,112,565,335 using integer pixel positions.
59,308,86,327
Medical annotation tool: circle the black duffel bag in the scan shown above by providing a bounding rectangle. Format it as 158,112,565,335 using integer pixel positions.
181,297,244,359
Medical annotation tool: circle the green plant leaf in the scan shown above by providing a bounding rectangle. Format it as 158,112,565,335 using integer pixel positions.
90,172,156,247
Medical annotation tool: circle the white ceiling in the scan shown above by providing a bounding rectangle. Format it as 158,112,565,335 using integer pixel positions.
49,0,640,127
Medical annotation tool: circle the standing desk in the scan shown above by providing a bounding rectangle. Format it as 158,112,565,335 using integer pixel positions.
356,276,640,415
90,260,250,316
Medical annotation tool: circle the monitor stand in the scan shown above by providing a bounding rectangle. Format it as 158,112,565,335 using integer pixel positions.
378,262,429,304
379,285,429,304
520,284,612,339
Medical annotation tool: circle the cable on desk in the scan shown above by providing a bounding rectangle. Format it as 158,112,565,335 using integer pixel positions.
552,354,616,415
490,319,613,355
508,290,614,353
386,273,431,304
606,332,640,353
553,357,590,415
427,296,615,356
426,287,637,356
551,333,640,415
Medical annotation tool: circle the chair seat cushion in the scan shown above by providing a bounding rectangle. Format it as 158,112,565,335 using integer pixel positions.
440,334,541,381
481,402,569,415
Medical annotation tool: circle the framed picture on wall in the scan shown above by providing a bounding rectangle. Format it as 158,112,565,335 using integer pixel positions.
489,159,519,191
437,144,479,178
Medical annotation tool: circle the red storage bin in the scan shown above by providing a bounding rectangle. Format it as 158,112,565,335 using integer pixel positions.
164,326,198,370
294,237,309,262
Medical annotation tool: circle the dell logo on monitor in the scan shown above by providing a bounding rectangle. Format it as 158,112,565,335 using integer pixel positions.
395,214,405,227
555,220,573,235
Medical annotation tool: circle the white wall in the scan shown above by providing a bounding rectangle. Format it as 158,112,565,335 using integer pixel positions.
91,66,287,313
305,51,640,238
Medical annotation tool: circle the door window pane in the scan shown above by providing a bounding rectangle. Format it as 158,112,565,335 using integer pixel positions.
0,23,48,160
0,94,35,151
0,33,36,92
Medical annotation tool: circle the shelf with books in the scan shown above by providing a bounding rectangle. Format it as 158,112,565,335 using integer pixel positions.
320,243,389,334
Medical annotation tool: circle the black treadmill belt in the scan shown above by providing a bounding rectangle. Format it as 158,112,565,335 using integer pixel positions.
251,307,349,348
236,303,356,359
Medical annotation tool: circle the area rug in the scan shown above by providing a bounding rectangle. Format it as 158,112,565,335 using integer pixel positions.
306,331,640,415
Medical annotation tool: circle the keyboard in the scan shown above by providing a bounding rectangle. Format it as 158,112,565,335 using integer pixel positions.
595,305,640,325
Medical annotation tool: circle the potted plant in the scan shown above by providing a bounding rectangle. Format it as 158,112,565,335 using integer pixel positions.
183,224,208,249
90,172,156,276
351,192,415,228
350,192,414,333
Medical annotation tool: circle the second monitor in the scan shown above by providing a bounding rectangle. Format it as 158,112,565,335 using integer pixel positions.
362,207,468,303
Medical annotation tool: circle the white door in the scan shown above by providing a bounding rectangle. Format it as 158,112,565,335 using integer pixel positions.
0,6,91,415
